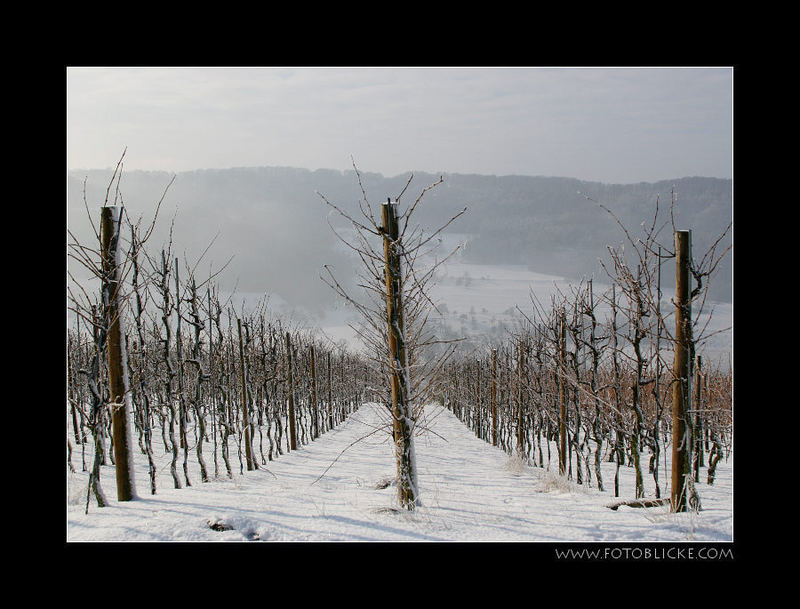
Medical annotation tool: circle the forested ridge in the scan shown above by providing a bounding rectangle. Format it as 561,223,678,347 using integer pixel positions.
67,167,732,307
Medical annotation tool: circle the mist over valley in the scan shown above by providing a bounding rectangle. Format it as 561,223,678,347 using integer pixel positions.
67,165,732,364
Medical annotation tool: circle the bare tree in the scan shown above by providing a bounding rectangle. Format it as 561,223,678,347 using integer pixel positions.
317,162,465,510
592,189,731,510
67,150,165,505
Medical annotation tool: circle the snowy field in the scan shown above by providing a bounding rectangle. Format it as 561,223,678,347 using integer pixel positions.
66,402,733,543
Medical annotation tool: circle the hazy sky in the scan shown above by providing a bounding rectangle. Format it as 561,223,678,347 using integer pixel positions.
66,66,733,184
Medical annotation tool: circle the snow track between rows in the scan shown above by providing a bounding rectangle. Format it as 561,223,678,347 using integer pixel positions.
67,402,732,542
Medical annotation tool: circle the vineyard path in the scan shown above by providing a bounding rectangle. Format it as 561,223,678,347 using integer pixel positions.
67,402,733,542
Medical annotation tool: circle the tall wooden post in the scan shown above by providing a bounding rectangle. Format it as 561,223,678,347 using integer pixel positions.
285,332,298,451
382,199,418,510
516,339,525,457
208,287,219,479
310,345,319,439
237,318,255,470
490,348,498,447
672,230,692,512
693,355,704,481
174,258,190,486
327,351,333,430
475,360,482,439
100,206,135,501
558,310,567,476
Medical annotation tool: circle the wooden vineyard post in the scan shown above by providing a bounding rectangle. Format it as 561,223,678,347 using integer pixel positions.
100,206,136,501
516,339,525,457
381,199,418,510
558,310,567,476
475,361,482,439
672,230,692,512
208,288,219,479
286,332,298,451
327,351,333,431
174,258,190,485
237,318,256,470
515,343,522,456
310,344,319,439
693,355,703,482
491,348,498,447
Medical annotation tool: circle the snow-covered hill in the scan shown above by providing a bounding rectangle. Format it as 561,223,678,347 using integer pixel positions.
66,402,732,543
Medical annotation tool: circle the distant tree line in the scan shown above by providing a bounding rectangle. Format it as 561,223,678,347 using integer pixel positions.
68,167,732,306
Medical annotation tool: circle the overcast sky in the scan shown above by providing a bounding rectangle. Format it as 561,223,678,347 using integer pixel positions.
66,66,733,184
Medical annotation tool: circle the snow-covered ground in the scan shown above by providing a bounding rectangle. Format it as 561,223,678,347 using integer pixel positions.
66,402,732,543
